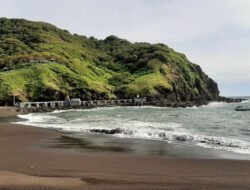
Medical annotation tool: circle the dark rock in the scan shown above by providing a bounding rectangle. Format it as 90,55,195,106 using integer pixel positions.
90,128,122,135
219,96,246,103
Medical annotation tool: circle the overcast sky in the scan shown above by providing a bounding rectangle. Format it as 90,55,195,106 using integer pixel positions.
0,0,249,96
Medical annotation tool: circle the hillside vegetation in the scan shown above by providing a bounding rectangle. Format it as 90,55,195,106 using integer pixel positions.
0,18,219,105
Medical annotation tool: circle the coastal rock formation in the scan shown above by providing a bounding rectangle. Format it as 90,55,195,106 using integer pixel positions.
0,18,220,105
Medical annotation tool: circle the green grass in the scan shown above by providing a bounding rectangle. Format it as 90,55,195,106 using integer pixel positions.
0,63,114,101
119,71,173,97
0,18,219,104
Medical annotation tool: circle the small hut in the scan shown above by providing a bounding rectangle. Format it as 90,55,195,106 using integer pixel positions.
50,58,56,62
29,59,40,63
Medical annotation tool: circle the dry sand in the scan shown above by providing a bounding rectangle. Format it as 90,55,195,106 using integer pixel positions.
0,110,250,190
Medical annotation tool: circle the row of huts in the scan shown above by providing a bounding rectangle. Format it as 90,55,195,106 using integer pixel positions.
1,58,57,72
29,58,56,63
17,97,147,108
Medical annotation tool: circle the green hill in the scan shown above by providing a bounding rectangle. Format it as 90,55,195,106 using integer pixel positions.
0,18,219,105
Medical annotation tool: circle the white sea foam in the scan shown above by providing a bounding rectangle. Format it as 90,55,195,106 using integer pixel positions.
15,112,250,154
50,106,169,114
112,123,250,154
201,102,225,108
240,99,250,104
18,113,65,123
186,106,197,109
52,109,86,113
127,106,167,109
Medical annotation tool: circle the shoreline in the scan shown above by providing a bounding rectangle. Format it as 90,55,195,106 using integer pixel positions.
4,105,250,160
2,96,246,114
1,110,250,189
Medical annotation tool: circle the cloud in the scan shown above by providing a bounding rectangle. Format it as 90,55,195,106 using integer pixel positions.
0,0,249,95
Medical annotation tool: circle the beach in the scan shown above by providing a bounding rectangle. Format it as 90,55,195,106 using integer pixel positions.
1,109,250,190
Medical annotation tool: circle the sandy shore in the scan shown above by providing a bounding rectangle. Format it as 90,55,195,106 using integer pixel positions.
0,110,250,190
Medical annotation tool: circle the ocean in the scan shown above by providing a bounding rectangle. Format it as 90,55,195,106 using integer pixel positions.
16,97,250,158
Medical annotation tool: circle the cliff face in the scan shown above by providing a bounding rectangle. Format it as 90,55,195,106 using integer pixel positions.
0,18,219,105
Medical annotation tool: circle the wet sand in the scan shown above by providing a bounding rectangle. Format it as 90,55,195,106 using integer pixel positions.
0,110,250,190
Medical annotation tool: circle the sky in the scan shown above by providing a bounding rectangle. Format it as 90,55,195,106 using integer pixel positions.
0,0,249,96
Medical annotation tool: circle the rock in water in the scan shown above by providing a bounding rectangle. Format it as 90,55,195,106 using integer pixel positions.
90,128,122,134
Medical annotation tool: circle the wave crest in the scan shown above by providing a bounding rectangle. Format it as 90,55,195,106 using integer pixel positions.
15,109,250,154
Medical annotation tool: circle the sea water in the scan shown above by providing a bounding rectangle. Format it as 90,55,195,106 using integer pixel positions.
16,97,250,155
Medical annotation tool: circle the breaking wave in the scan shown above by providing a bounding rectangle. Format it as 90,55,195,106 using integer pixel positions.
16,111,250,154
201,102,226,108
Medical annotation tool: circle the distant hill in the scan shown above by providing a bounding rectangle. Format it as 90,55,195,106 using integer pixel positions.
0,18,219,105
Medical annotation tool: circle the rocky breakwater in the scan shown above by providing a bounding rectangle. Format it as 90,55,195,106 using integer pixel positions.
219,96,246,103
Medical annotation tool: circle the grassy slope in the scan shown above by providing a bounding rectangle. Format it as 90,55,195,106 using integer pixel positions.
0,18,219,104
